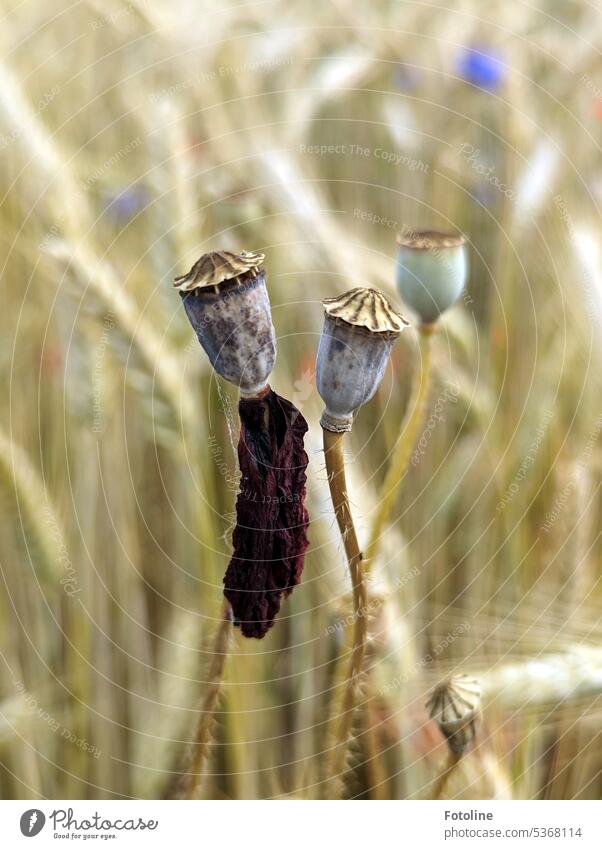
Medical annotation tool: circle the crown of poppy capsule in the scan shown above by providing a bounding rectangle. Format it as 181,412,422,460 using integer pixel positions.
396,230,468,326
175,249,275,398
426,673,482,755
316,287,409,433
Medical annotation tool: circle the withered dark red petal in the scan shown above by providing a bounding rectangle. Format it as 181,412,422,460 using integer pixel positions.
223,389,309,638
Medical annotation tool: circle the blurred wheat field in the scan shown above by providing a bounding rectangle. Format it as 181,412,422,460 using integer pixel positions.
1,0,601,800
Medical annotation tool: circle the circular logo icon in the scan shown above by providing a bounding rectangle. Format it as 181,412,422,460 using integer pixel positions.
20,809,46,837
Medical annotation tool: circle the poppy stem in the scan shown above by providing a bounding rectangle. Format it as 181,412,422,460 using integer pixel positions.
431,751,462,799
183,602,232,799
323,428,368,795
364,326,433,570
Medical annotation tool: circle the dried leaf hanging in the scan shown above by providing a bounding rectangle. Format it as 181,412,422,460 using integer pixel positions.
224,389,308,637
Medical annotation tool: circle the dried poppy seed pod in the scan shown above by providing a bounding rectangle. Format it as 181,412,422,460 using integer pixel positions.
175,248,310,640
396,231,468,326
175,249,275,397
426,673,482,756
316,288,409,432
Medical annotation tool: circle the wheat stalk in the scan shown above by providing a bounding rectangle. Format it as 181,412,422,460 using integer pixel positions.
0,426,65,588
482,646,602,709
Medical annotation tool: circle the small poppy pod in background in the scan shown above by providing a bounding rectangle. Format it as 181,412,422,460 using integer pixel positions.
396,231,468,326
316,287,409,433
425,673,482,756
175,250,309,639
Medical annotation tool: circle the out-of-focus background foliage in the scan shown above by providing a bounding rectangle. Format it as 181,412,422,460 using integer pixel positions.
1,0,602,800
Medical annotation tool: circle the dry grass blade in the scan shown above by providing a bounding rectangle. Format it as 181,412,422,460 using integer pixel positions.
0,427,66,588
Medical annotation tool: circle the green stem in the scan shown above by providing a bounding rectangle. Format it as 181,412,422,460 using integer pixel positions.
364,327,433,570
323,428,368,797
431,751,462,799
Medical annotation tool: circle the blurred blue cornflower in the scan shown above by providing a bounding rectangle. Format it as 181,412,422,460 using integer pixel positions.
393,63,420,91
457,46,506,91
105,184,150,221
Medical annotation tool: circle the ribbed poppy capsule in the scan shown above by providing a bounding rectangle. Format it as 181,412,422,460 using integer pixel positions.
316,287,408,432
396,231,468,326
426,673,482,755
175,249,275,398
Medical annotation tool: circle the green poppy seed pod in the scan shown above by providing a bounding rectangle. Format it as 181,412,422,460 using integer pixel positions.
316,288,409,433
426,673,482,756
396,231,468,325
174,250,276,397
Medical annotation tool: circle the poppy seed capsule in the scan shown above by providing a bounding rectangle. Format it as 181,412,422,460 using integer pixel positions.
426,673,482,756
396,231,468,325
316,288,409,432
175,250,276,398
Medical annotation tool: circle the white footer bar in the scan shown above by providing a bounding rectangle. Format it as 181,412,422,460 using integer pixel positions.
1,800,600,848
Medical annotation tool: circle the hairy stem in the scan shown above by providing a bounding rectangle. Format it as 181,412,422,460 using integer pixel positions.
182,603,232,800
431,751,462,799
323,428,368,796
364,327,433,570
